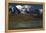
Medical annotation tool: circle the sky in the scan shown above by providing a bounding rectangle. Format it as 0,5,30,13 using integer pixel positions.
9,3,43,9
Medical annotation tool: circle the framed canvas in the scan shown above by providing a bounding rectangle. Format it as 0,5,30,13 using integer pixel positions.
5,0,45,32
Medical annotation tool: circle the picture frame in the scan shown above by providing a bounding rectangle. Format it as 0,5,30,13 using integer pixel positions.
5,0,45,32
